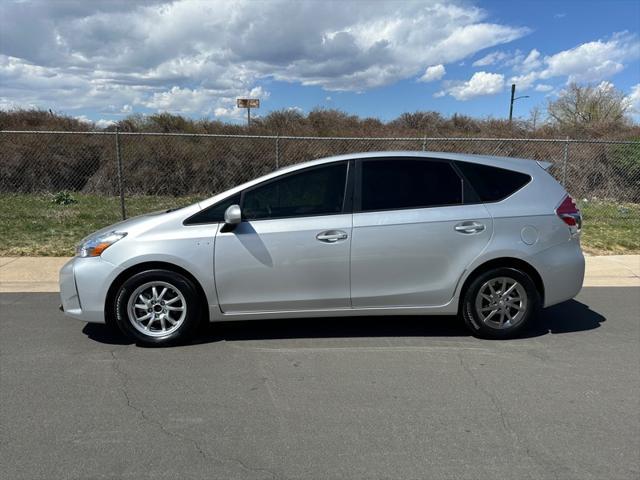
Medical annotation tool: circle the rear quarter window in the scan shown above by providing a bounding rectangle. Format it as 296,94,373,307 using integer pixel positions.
455,161,531,202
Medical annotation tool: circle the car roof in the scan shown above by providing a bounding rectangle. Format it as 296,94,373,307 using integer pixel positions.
281,150,547,174
198,150,547,209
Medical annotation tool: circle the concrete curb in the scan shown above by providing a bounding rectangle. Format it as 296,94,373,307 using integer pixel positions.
1,255,639,293
1,257,70,293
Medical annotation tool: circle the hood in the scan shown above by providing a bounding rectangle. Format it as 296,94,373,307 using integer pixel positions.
79,204,200,243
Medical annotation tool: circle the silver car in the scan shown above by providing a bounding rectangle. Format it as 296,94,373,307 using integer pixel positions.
60,152,584,346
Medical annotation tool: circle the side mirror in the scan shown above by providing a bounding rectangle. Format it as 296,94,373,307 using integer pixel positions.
224,204,242,225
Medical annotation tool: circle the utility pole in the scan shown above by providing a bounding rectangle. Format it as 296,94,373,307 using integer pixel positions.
509,83,529,124
509,84,516,123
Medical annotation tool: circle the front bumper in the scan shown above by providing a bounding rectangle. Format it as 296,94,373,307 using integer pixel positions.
59,256,122,323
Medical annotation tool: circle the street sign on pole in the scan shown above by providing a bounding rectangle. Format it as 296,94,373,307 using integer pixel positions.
237,98,260,126
237,99,260,108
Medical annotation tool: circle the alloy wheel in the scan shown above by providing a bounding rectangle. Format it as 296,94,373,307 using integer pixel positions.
127,281,187,337
474,276,528,329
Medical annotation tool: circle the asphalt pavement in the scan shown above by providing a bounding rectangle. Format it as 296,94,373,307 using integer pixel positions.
1,287,639,480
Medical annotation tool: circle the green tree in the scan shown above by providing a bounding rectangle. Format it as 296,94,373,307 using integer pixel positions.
547,82,630,135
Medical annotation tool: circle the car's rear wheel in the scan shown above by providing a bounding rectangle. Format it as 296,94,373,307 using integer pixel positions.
461,267,540,339
114,269,201,346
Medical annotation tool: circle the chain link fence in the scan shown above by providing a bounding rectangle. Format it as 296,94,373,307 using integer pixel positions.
1,130,638,230
2,132,639,197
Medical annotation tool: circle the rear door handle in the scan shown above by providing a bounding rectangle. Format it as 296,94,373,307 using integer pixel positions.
454,221,486,234
316,230,348,243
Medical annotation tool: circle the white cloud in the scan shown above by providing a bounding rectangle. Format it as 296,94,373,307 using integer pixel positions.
595,80,616,93
626,84,640,113
472,51,509,67
0,98,22,110
497,34,639,95
472,48,540,72
439,71,505,100
74,115,92,124
534,84,554,92
0,0,529,115
419,64,446,82
510,71,538,90
144,86,217,114
95,118,116,128
522,49,542,71
74,115,116,128
539,32,639,83
101,103,135,115
3,1,636,113
249,86,270,100
213,106,245,122
142,85,270,115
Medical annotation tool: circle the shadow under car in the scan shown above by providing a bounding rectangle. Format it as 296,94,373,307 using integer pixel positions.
82,298,606,346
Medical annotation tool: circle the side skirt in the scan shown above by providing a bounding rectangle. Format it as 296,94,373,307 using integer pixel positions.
208,302,459,322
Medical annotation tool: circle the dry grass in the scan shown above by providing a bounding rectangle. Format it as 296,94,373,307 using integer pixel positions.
0,194,199,256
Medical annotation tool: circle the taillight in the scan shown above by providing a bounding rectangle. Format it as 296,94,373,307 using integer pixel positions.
556,195,582,233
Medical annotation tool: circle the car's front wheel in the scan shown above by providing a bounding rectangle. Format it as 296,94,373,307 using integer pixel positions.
461,267,540,339
114,269,202,346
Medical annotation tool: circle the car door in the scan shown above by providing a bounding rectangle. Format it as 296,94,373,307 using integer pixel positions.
350,157,493,308
214,161,352,313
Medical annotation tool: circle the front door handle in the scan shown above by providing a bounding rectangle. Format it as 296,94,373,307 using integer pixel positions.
454,221,486,234
316,230,348,243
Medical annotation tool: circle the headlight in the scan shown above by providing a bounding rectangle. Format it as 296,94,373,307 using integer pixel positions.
76,231,127,257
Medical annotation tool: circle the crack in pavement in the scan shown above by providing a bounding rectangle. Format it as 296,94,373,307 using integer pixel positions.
603,257,640,279
109,349,276,479
0,257,20,268
108,350,208,460
456,351,563,480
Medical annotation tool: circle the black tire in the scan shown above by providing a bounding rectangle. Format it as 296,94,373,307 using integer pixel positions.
461,267,540,339
114,269,202,346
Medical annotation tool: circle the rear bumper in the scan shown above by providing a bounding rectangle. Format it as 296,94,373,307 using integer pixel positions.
533,239,585,308
59,257,122,323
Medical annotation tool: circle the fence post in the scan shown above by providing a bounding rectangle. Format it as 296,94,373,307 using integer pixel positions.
422,136,427,151
562,136,569,187
115,127,126,220
275,136,280,170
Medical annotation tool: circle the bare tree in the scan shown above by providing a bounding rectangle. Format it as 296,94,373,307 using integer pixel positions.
547,82,630,134
528,106,542,131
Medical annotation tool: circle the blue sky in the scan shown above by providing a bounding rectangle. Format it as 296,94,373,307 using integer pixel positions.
1,0,639,126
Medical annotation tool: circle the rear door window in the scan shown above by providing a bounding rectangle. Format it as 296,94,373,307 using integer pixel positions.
358,159,462,212
455,161,531,202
